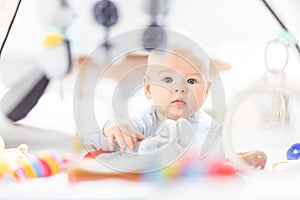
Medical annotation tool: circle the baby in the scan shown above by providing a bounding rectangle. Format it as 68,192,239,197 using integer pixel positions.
100,42,223,158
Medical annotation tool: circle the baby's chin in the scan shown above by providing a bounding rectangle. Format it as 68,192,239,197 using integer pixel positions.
156,106,195,121
166,111,194,121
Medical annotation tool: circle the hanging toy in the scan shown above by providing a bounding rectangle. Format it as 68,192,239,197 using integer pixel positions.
93,0,118,51
261,0,300,58
142,0,168,51
88,0,119,65
223,37,300,174
0,0,75,123
37,0,75,79
222,0,300,175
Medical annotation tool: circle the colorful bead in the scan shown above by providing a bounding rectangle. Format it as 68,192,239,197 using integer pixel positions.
209,162,236,176
37,158,52,177
287,143,300,160
14,167,28,180
36,151,62,176
33,159,44,177
22,162,37,178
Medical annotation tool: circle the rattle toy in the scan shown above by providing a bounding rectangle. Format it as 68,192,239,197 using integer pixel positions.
0,144,71,182
67,149,236,183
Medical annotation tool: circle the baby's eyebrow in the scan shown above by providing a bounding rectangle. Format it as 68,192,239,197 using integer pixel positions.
188,72,201,76
158,69,174,74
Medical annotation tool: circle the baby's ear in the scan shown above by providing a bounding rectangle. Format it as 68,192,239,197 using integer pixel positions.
205,82,211,98
143,76,152,99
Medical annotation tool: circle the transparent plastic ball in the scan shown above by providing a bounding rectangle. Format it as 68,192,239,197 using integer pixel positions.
223,72,300,174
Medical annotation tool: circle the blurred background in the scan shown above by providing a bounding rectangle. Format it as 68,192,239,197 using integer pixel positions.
0,0,300,161
1,0,300,199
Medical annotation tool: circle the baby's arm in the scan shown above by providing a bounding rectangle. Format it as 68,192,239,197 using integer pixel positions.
103,120,145,150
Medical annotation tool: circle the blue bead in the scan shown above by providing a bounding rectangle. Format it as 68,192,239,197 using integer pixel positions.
287,143,300,160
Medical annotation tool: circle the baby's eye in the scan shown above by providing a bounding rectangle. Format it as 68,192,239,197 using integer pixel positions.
187,78,197,84
163,77,173,83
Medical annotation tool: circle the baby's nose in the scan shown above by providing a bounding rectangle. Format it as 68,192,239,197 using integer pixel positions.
174,85,187,94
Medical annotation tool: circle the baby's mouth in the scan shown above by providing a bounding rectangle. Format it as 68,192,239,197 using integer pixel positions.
171,99,187,105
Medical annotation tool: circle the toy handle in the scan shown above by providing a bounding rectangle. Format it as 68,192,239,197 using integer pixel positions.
0,71,49,122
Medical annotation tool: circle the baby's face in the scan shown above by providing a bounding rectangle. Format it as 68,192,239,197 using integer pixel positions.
145,53,210,120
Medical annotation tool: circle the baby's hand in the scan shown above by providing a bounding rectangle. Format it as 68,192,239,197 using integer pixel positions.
103,120,145,150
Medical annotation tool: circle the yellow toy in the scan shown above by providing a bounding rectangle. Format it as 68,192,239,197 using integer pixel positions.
0,142,71,182
0,144,30,181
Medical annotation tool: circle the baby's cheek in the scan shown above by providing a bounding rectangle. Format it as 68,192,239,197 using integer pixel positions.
152,95,169,109
194,87,206,100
